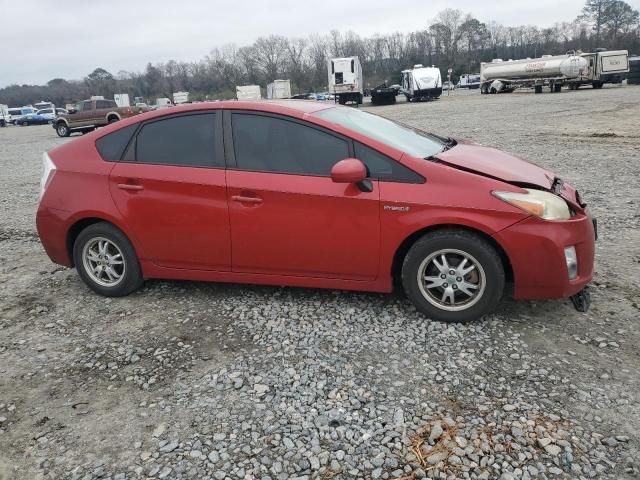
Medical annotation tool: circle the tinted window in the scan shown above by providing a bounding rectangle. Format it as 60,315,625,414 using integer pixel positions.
135,113,217,167
96,100,116,109
82,101,93,111
232,114,349,175
96,124,138,161
355,142,424,183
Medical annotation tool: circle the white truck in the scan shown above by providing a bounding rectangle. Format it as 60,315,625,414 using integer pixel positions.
480,54,588,94
236,85,262,101
566,50,629,90
267,80,291,99
401,65,443,102
457,73,481,89
328,56,363,105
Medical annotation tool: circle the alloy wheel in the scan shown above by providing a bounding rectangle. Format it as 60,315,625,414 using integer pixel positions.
417,248,486,312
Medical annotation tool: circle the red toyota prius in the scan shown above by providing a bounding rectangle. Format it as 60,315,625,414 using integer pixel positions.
36,100,596,322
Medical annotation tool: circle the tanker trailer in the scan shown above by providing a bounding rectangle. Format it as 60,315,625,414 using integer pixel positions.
480,54,588,94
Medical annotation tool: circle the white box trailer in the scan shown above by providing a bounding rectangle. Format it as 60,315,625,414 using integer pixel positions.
267,80,291,99
236,85,262,101
567,50,629,89
328,56,363,104
0,104,9,127
114,93,130,107
173,91,189,104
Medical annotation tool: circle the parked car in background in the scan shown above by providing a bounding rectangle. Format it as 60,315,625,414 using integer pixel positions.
7,107,37,124
36,100,596,323
53,99,147,137
18,108,68,126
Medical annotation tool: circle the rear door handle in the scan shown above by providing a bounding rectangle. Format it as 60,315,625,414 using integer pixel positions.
117,183,144,191
231,195,263,204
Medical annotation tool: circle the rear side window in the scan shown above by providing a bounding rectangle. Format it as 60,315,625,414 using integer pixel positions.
96,124,138,161
96,100,116,109
134,113,217,167
231,113,349,176
355,142,424,183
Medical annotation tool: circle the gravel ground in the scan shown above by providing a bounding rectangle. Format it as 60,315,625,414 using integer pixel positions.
0,86,639,480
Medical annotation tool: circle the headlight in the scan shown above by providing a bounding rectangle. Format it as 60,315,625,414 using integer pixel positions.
493,188,571,220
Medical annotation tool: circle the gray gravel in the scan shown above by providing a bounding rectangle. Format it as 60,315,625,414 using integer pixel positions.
0,85,639,480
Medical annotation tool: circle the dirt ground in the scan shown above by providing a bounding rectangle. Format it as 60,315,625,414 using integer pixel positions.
0,85,638,480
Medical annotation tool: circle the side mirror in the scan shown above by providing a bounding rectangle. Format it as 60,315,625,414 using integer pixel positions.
330,158,367,184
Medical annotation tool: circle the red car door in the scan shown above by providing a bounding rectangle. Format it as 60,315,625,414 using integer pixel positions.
109,112,231,271
225,111,380,280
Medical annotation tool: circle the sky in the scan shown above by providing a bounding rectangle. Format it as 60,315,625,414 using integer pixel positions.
0,0,634,87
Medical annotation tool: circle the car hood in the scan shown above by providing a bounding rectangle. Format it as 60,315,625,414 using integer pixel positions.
434,142,555,189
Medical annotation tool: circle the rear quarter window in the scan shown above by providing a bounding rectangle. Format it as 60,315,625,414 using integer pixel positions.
95,124,138,161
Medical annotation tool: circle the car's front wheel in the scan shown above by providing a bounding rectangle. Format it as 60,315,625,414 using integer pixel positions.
73,222,143,297
55,122,70,137
402,230,505,322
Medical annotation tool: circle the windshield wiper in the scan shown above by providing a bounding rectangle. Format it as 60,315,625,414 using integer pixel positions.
440,137,457,152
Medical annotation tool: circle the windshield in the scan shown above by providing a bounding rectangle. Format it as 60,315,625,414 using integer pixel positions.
314,107,445,158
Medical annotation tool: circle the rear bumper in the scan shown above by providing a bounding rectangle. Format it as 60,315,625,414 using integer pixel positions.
411,88,443,98
36,206,73,267
494,212,596,299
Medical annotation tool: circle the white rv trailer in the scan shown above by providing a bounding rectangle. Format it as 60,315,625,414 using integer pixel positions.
401,65,443,101
328,56,363,105
480,54,588,94
267,80,291,99
236,85,262,101
566,50,629,89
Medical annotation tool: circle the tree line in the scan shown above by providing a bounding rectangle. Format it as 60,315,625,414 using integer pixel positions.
1,0,638,107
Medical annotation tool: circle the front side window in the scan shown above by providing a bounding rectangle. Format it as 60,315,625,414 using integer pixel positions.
82,101,93,111
314,107,445,158
231,113,349,176
133,113,217,167
355,142,424,183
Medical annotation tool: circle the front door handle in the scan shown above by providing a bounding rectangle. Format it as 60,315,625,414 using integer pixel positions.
117,183,144,191
231,195,263,204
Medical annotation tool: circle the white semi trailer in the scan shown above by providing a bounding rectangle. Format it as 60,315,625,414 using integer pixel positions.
401,65,443,101
236,85,262,101
328,56,363,105
267,79,292,99
480,54,588,94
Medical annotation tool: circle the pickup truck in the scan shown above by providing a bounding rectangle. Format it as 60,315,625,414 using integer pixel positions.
53,99,148,137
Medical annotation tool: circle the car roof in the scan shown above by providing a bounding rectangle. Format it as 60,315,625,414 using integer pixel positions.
90,100,340,139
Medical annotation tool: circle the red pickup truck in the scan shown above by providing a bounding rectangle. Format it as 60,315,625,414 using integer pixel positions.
53,99,148,137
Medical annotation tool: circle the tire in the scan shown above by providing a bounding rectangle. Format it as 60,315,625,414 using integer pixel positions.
21,121,29,126
534,85,543,94
56,122,70,137
108,116,119,124
73,222,143,297
401,230,505,323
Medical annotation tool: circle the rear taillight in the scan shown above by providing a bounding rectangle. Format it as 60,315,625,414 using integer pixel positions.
40,152,56,200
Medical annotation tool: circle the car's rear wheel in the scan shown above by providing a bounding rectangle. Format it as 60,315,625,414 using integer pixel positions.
73,222,143,297
402,230,505,323
56,122,70,137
